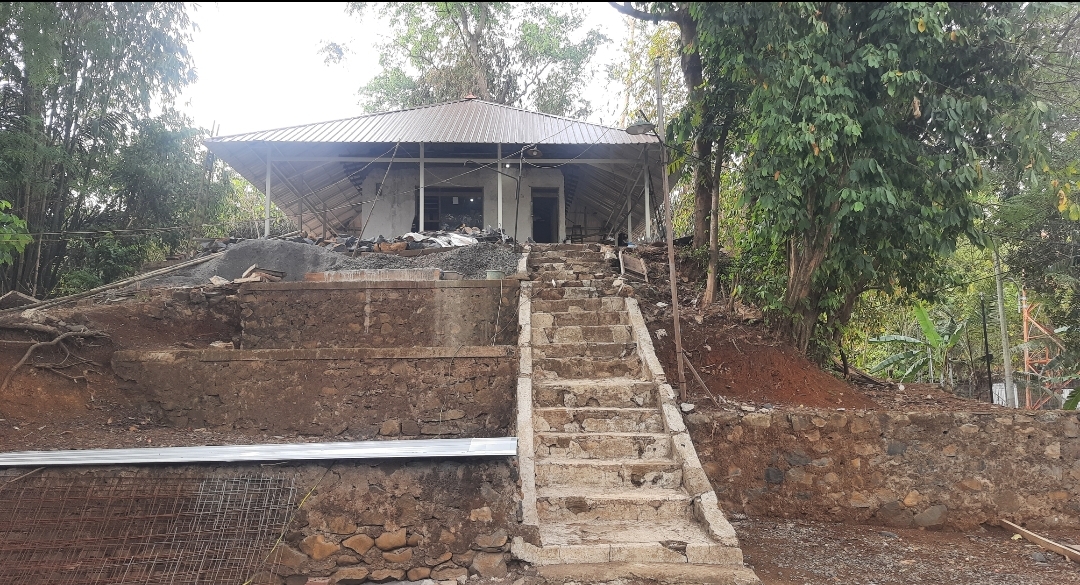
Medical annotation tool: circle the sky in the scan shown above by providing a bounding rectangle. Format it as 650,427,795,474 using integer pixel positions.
177,3,630,137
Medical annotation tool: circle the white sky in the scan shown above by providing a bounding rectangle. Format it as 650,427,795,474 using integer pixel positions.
177,2,630,136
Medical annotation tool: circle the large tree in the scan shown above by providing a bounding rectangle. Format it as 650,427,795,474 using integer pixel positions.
693,2,1049,353
0,2,197,296
327,2,606,118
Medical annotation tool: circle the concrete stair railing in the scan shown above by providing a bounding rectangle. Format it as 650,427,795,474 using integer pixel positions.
512,244,760,584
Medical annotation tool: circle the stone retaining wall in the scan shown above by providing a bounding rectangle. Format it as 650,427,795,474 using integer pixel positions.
239,280,519,349
112,347,516,438
0,461,523,584
688,407,1080,531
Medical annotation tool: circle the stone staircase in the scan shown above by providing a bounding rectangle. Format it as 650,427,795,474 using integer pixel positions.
512,244,760,584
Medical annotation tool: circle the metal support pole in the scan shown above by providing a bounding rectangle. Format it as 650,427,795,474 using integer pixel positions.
627,195,633,241
980,293,994,403
497,144,503,237
994,246,1016,407
264,147,272,239
655,57,687,400
644,166,652,241
419,142,425,231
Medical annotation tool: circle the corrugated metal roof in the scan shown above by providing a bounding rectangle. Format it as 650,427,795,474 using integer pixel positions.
207,99,656,146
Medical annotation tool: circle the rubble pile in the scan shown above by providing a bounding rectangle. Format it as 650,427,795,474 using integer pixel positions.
144,236,519,288
199,226,505,256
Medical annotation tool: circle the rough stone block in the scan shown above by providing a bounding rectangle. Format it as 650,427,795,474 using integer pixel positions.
300,535,340,560
330,566,369,585
470,551,508,578
913,504,948,528
375,528,407,551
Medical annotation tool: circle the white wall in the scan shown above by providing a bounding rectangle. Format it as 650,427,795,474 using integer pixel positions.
359,165,564,241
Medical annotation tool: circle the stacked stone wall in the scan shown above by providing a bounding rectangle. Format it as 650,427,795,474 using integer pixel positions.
112,347,515,438
689,407,1080,530
239,281,519,349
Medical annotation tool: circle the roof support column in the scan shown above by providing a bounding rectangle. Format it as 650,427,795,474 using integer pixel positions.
497,144,503,237
627,197,632,241
264,147,272,239
419,142,425,232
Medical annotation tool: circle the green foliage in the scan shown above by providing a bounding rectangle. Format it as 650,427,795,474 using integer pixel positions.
330,2,606,117
0,200,31,265
52,235,151,296
692,2,1049,353
1064,389,1080,410
0,2,196,295
869,305,966,385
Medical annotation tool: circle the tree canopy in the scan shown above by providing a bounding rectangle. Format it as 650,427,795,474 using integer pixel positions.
328,2,607,117
691,2,1050,353
0,2,200,295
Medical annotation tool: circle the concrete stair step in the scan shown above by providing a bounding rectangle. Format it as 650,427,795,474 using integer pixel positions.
531,270,601,281
528,260,607,272
532,342,636,359
534,432,671,460
532,244,603,253
533,407,664,433
534,286,599,301
531,298,626,313
533,311,630,327
535,458,683,489
531,324,633,344
534,356,642,379
534,378,656,408
530,562,759,583
536,487,693,522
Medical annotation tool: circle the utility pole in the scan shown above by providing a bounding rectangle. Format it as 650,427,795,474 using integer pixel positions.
655,57,687,400
993,246,1016,407
980,293,994,403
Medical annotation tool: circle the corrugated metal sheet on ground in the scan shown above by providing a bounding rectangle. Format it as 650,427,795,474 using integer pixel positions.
0,437,518,466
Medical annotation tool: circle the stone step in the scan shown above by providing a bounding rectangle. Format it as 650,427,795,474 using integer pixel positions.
528,260,608,271
533,562,760,584
532,324,633,345
534,378,656,408
534,356,642,379
531,244,603,253
536,487,693,523
532,342,636,359
531,270,601,281
533,311,630,327
534,432,671,460
534,287,600,301
532,298,626,313
533,407,664,433
535,458,683,489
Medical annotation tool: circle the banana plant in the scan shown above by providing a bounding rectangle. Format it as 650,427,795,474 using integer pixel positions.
868,305,966,386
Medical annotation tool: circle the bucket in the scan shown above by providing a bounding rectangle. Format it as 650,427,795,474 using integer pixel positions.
486,270,505,280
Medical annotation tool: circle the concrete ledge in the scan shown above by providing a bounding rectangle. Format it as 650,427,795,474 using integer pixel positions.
517,282,540,527
114,346,515,363
623,295,741,549
534,562,761,584
241,279,521,292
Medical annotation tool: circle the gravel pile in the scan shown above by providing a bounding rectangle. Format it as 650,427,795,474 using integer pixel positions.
341,243,520,279
142,239,348,287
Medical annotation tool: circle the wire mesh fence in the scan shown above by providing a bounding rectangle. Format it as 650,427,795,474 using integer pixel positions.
0,472,296,585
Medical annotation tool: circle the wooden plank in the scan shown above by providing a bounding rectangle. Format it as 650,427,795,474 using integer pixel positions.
619,250,648,283
1000,519,1080,562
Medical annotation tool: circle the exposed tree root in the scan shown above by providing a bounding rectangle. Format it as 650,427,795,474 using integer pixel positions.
1,330,109,393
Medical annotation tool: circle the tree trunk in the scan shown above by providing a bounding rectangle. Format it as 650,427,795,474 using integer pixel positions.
703,116,732,306
693,136,712,247
781,194,840,353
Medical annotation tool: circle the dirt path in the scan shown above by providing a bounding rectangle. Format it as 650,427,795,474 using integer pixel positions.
734,516,1080,584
